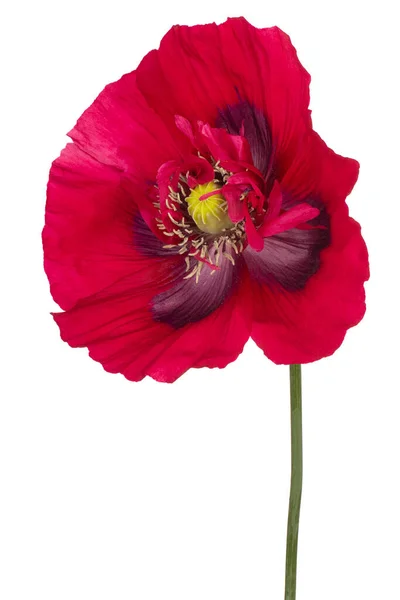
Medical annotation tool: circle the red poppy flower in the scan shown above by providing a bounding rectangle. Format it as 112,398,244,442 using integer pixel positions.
43,17,369,382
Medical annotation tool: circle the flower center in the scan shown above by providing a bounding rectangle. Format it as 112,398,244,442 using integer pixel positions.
186,181,234,234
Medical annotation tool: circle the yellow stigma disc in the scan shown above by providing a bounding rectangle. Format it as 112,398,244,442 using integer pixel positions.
186,181,233,234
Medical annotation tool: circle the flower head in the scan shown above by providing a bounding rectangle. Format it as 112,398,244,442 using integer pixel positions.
43,17,369,382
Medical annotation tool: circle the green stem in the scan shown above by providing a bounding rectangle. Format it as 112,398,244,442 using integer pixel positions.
284,364,303,600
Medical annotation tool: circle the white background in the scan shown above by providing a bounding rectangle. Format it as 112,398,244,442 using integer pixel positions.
1,0,399,598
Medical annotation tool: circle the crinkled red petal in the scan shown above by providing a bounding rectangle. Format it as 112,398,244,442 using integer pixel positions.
250,204,369,364
136,18,311,173
68,71,189,175
43,144,136,310
53,267,252,383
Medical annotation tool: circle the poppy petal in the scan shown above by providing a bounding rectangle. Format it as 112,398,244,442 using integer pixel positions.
43,143,137,310
218,18,311,166
132,215,243,328
244,221,330,291
52,265,252,383
136,17,311,173
136,22,237,125
152,256,241,328
68,71,188,176
216,102,273,177
250,205,369,363
261,203,320,238
281,130,360,208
